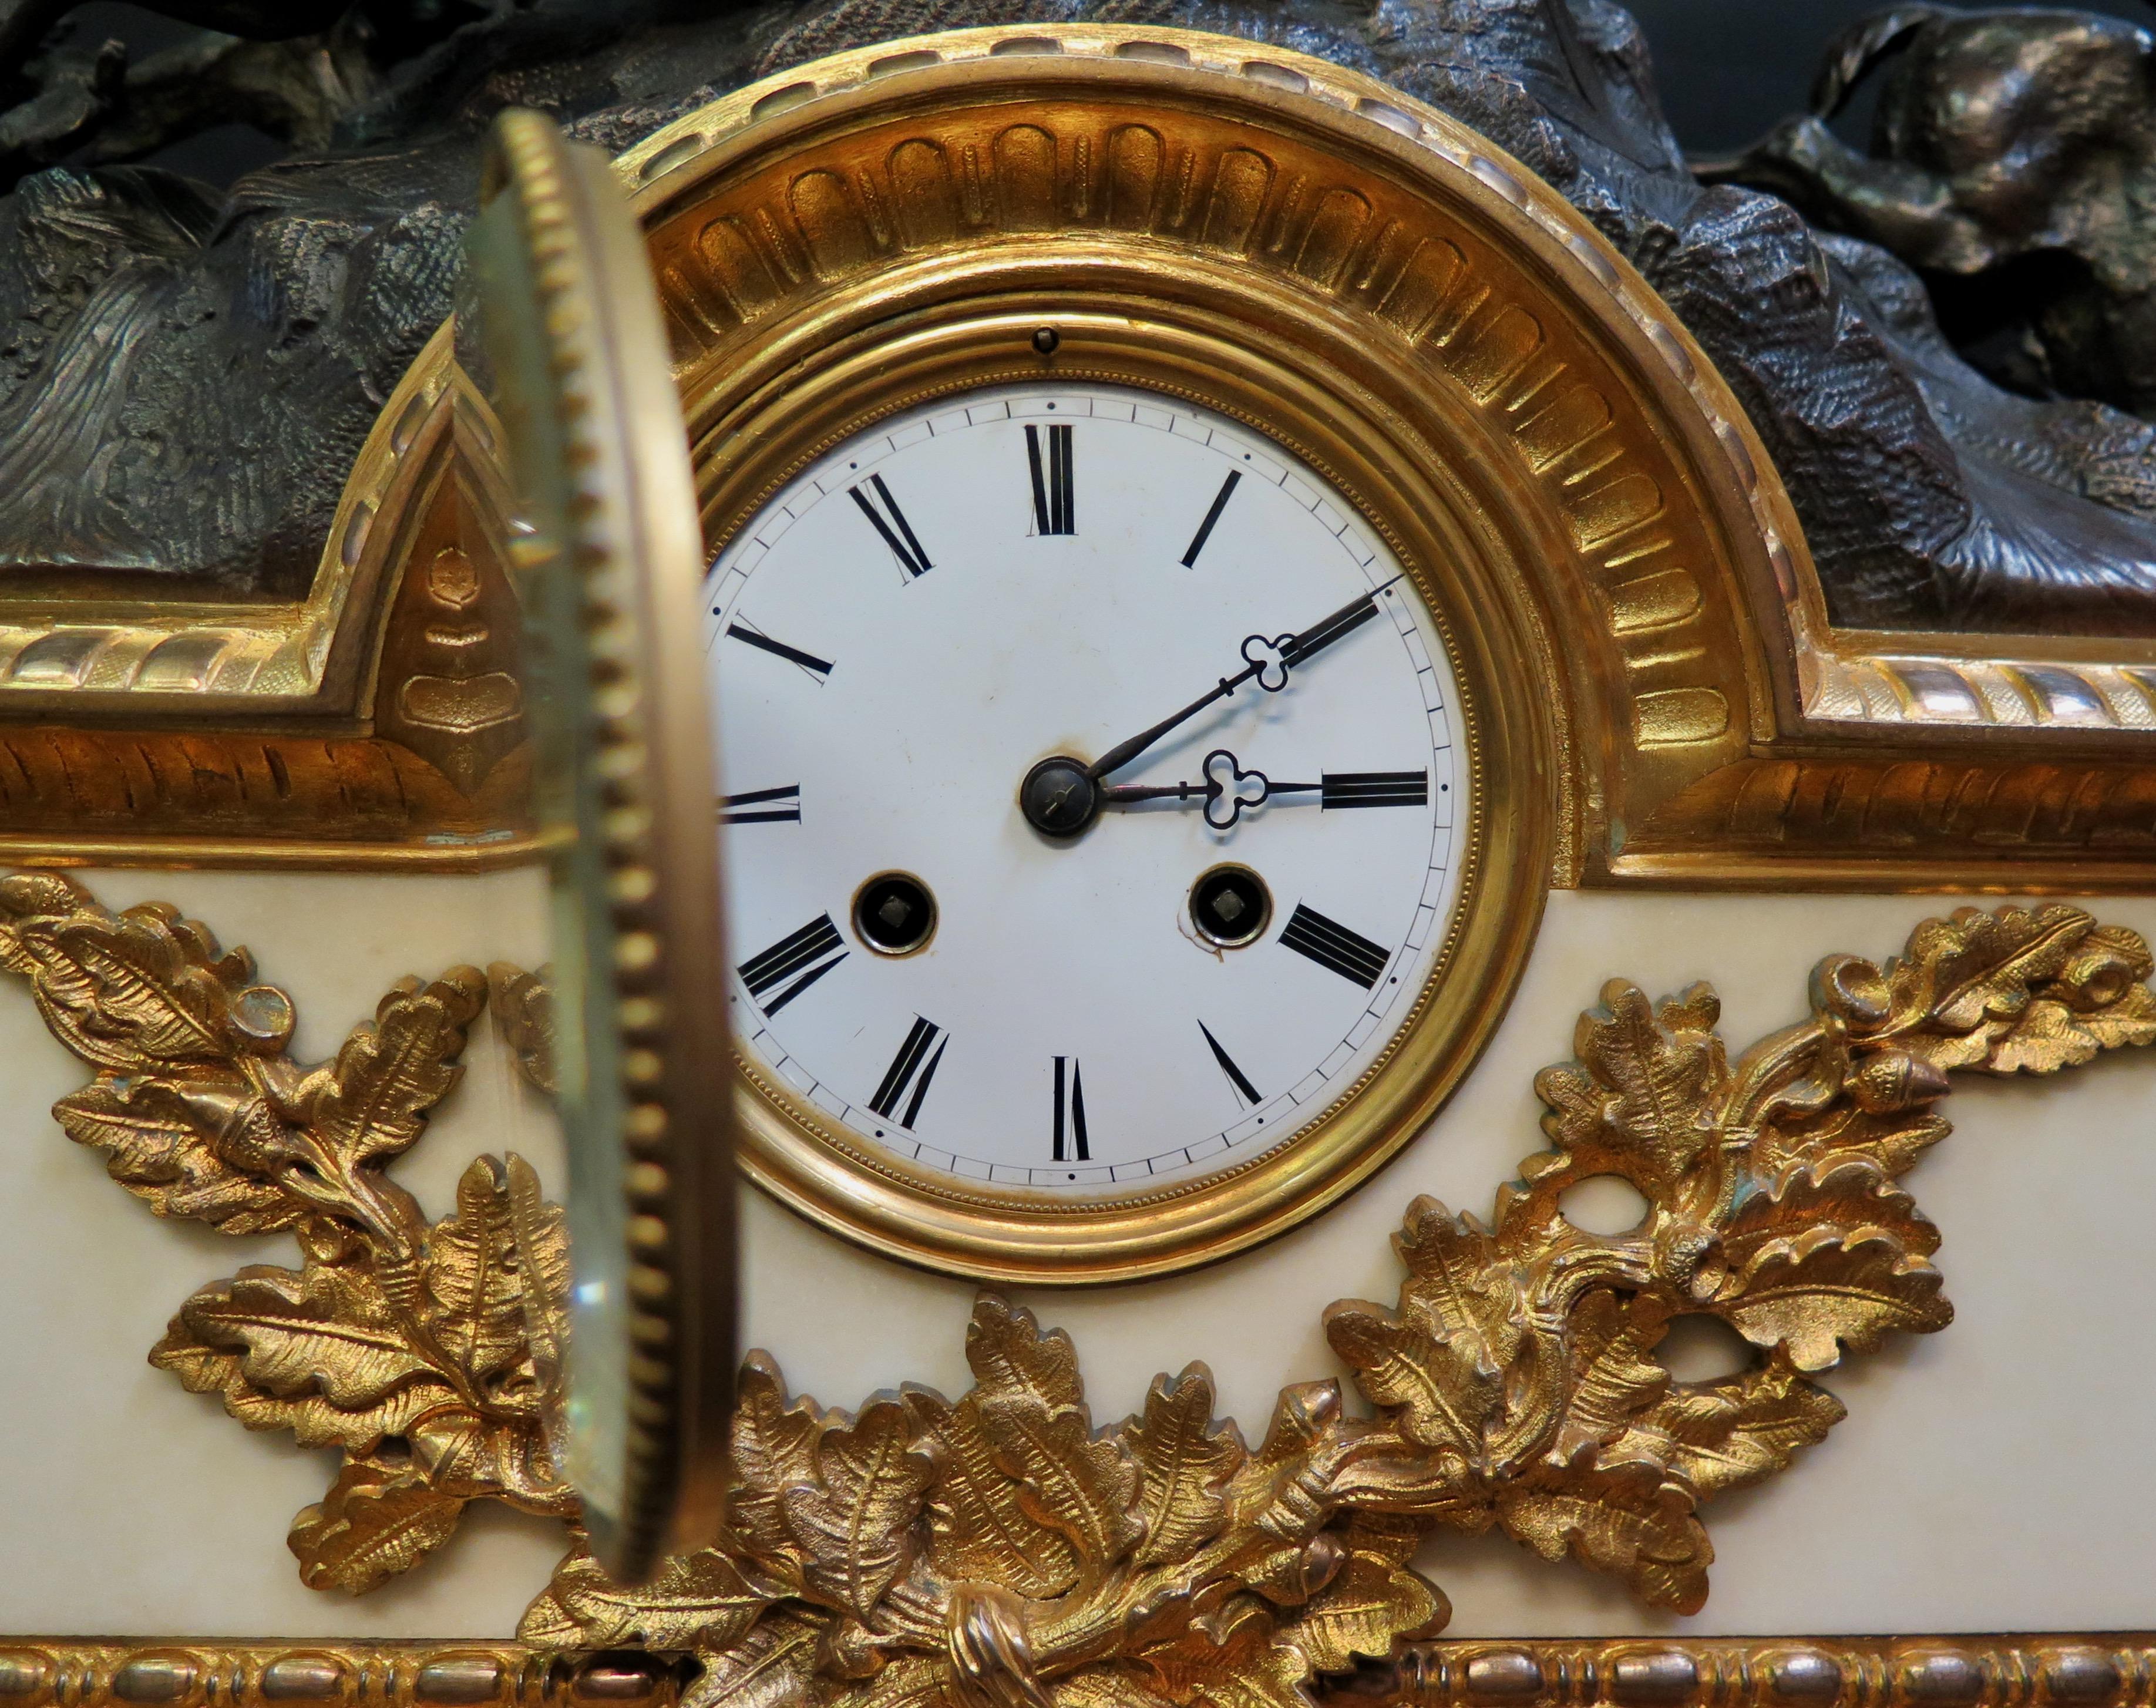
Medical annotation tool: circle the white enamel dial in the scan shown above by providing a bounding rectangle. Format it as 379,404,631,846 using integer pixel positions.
702,382,1465,1194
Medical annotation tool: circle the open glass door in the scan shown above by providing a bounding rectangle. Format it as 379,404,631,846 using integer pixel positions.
462,109,735,1585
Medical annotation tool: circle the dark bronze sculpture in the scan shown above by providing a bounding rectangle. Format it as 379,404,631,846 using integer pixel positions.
0,0,2151,634
1717,6,2156,421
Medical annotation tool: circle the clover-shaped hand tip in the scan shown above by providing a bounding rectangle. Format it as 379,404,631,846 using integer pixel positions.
1240,633,1295,692
1203,749,1272,830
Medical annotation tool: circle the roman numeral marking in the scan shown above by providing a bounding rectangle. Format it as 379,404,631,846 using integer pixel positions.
1321,770,1430,810
738,913,847,1014
1052,1055,1090,1162
869,1017,946,1127
1026,423,1075,535
1199,1020,1261,1108
1180,470,1242,566
1279,902,1392,990
717,784,800,825
726,620,833,682
848,474,933,579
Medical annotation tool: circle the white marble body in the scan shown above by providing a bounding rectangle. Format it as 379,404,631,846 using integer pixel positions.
1,869,2152,1638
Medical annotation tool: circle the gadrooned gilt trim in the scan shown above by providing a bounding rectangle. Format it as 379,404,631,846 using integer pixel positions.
0,1645,657,1708
3,870,2152,1700
1804,646,2156,732
615,23,1810,686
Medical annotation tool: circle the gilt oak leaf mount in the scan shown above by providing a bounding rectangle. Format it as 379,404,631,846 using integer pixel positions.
3,869,2153,1706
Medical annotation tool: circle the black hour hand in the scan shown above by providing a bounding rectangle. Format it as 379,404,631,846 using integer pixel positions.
1103,749,1320,830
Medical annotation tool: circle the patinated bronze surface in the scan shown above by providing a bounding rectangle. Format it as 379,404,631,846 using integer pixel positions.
0,0,2151,634
1708,5,2156,634
1717,7,2156,421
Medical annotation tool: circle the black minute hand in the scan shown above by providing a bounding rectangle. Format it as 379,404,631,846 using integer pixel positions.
1086,576,1402,783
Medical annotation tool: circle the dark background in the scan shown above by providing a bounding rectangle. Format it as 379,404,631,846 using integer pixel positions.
1626,0,2151,155
46,0,2156,182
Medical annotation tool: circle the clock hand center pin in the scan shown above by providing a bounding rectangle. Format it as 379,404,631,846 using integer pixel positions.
1019,754,1100,837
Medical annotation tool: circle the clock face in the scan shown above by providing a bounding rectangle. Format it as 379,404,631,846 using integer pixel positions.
702,382,1467,1195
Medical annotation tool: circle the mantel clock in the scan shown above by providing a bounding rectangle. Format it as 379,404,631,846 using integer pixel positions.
6,0,2156,1692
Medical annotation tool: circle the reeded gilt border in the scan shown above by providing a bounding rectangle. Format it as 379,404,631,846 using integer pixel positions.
0,1637,2150,1708
6,872,2155,1701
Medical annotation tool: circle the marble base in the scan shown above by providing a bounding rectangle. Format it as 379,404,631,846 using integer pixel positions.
1,872,2151,1637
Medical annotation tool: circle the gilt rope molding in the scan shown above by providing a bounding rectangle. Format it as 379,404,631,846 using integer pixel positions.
4,870,2156,1706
